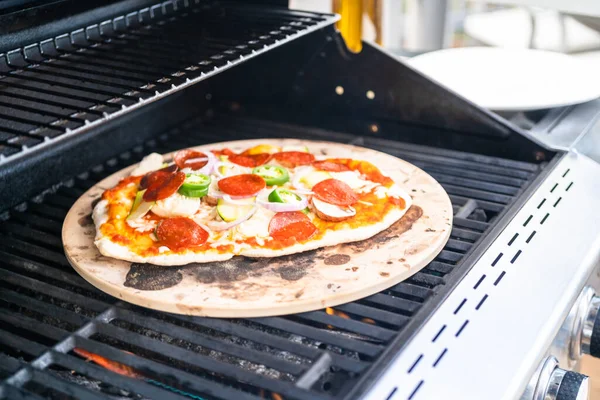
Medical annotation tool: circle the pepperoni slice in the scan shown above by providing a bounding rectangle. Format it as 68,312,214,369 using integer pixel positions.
229,153,271,168
143,171,185,202
174,149,209,170
212,148,236,157
217,174,266,197
272,151,315,168
268,211,317,242
312,179,359,206
140,165,178,189
156,217,208,249
312,160,350,172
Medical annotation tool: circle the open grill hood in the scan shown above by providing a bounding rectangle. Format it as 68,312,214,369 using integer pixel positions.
0,0,553,210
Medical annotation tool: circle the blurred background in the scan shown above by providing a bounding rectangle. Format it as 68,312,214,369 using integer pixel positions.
289,0,600,60
286,0,600,124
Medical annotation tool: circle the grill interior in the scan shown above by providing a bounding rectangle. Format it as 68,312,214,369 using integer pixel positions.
0,114,543,399
0,0,333,161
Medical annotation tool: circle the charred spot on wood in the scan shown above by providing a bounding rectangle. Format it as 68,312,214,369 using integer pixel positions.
270,250,321,281
324,254,351,265
90,197,102,209
187,257,269,284
327,283,333,289
425,228,436,232
175,304,203,314
77,214,94,227
352,266,359,272
124,264,182,290
295,289,304,298
278,265,308,281
386,261,393,264
380,272,390,277
348,206,423,252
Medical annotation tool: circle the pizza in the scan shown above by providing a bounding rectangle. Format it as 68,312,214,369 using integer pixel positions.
92,142,412,265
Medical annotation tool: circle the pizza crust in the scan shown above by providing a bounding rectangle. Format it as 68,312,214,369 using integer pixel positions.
92,191,412,265
240,202,410,258
91,140,415,266
93,199,235,265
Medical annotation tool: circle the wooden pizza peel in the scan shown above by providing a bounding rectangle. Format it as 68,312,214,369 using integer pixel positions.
62,139,452,317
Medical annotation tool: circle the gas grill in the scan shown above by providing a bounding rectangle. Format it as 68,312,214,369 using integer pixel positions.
2,1,600,400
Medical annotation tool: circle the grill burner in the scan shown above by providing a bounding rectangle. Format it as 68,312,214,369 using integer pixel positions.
0,115,542,399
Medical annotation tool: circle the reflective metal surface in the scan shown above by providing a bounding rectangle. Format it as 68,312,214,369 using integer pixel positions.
559,287,596,367
542,365,565,400
582,296,600,356
362,152,600,400
532,357,559,400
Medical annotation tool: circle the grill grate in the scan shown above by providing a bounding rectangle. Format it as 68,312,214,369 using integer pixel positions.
0,0,336,162
0,116,542,399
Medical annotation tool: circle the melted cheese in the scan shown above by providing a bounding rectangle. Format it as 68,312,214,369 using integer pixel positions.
152,193,200,218
234,207,275,240
331,171,379,193
386,183,406,198
218,159,252,176
126,218,158,232
191,202,217,225
92,200,109,238
374,186,388,199
130,153,163,176
312,197,356,219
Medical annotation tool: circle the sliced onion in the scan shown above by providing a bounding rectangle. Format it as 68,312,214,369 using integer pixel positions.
291,187,313,195
208,185,266,201
291,166,315,195
213,161,252,178
183,150,216,175
208,189,257,200
222,194,257,205
256,190,308,212
196,222,212,233
207,206,257,231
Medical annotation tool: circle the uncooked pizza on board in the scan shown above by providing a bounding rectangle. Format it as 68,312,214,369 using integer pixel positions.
92,142,413,265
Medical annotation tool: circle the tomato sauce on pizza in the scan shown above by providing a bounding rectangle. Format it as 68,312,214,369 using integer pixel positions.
92,142,412,264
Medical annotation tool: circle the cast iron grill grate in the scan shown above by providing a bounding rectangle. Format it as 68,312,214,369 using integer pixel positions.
0,116,541,399
0,0,335,162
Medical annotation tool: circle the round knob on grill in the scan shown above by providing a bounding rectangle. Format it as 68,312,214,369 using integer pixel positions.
546,369,590,400
532,357,590,400
582,295,600,358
